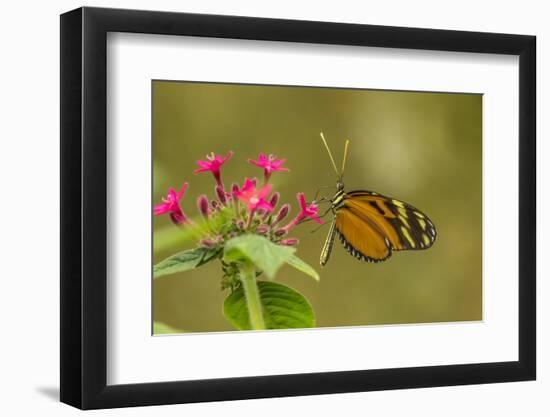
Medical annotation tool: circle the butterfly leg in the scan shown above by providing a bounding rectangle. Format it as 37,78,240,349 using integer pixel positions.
309,220,329,234
299,204,333,229
301,204,334,232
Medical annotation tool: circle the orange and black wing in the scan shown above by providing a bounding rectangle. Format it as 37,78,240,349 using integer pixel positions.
334,190,436,263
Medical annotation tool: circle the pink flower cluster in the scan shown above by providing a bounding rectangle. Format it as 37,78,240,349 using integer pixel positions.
154,151,323,248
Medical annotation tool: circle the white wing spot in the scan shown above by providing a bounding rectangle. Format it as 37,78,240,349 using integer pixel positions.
418,218,427,230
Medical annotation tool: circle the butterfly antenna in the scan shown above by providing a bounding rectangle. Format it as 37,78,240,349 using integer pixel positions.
341,139,350,178
320,132,340,177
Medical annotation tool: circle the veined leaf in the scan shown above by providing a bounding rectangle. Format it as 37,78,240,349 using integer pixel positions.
286,254,320,281
153,247,219,279
223,281,315,330
223,234,295,279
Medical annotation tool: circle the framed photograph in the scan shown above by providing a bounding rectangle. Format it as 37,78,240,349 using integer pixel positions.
60,6,536,409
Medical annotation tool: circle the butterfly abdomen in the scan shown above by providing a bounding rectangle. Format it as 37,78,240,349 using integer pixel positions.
320,220,337,267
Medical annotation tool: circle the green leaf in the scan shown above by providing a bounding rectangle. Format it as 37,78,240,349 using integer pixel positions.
286,254,320,281
153,321,184,334
153,247,219,279
223,281,315,330
223,234,295,279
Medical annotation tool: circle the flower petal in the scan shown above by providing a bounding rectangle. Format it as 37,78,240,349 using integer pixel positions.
167,188,178,199
176,182,189,200
242,178,255,192
257,200,274,212
153,203,170,215
248,159,264,168
196,160,212,168
222,151,234,162
297,193,307,211
257,184,272,199
271,158,286,167
310,214,324,224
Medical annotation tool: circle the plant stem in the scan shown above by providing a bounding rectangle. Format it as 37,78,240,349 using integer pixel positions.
239,263,266,330
245,208,255,229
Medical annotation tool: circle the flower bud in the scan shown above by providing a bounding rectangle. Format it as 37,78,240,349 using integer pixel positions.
200,238,216,248
269,192,280,208
170,212,188,226
273,228,287,236
216,185,227,205
272,204,290,227
197,195,210,218
263,192,280,220
256,224,269,235
231,182,240,196
236,219,245,230
280,238,299,246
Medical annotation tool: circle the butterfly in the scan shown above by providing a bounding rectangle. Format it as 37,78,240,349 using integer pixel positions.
317,133,437,266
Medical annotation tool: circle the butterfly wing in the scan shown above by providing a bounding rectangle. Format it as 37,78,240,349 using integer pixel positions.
334,190,436,262
335,206,392,262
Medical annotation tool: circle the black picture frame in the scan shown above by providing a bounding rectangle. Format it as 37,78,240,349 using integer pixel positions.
60,6,536,410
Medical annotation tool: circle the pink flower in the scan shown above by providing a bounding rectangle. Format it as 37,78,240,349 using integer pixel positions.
234,178,274,213
295,193,323,224
248,153,289,182
194,151,233,186
154,183,189,225
280,193,323,232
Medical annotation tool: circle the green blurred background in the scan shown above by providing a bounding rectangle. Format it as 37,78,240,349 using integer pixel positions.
152,80,482,333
